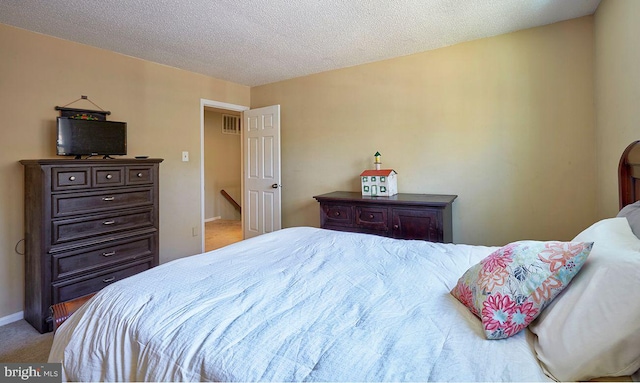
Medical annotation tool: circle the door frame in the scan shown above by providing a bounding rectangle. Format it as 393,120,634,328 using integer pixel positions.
200,98,249,252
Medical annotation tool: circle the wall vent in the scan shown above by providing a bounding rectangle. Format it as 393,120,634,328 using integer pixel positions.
222,114,241,135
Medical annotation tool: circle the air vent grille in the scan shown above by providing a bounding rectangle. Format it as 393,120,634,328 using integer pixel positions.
222,114,240,135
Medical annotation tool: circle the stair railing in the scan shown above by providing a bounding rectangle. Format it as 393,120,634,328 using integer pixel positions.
220,189,241,213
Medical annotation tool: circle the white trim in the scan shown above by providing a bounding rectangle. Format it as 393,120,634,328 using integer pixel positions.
204,216,222,223
0,311,23,327
202,100,249,112
200,99,249,253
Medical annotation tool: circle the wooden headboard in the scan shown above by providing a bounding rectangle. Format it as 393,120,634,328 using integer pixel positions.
619,140,640,209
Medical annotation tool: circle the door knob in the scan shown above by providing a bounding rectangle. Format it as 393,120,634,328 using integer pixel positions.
272,183,279,188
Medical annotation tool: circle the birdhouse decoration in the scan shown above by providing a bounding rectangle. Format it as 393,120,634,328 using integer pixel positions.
360,152,398,196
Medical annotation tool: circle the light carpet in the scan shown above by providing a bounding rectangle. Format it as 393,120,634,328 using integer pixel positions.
0,320,53,363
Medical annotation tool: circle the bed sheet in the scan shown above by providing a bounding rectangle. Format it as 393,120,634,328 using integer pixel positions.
49,227,551,382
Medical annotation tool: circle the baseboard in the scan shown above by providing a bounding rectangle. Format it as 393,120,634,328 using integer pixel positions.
0,311,23,327
205,216,222,222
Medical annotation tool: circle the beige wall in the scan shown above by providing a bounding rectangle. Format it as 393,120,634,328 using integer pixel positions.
594,0,640,218
204,110,241,221
252,17,596,246
0,24,249,319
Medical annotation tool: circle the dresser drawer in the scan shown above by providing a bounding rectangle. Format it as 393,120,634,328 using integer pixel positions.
52,167,91,191
52,258,153,303
355,206,388,231
52,233,156,281
52,187,154,218
126,165,155,185
52,207,154,245
320,204,353,227
93,166,125,187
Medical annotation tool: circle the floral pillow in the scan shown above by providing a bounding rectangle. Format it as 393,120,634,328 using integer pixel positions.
451,240,592,339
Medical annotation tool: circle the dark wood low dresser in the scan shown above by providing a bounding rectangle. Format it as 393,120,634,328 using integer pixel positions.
313,191,457,243
20,158,163,333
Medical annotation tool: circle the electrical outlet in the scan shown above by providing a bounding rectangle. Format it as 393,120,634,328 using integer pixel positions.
192,227,198,237
182,151,189,162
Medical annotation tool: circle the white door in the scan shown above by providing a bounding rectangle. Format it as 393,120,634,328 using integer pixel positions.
243,105,281,239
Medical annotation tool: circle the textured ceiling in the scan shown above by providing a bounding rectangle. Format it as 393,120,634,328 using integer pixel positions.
0,0,600,86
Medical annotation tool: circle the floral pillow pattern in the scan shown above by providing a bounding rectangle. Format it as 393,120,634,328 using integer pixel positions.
451,241,592,339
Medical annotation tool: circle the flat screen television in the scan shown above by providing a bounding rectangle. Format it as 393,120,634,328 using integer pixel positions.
57,117,127,159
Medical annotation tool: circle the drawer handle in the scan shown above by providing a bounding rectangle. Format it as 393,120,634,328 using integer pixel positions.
334,211,341,217
102,276,116,283
102,251,116,257
103,220,116,225
102,197,115,201
137,172,143,178
106,174,113,180
369,214,374,219
393,224,399,230
69,176,76,181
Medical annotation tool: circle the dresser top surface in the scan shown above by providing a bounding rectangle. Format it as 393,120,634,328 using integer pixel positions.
20,158,164,166
313,191,457,206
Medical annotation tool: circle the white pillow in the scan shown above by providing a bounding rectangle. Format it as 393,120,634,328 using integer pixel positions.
529,218,640,381
617,200,640,238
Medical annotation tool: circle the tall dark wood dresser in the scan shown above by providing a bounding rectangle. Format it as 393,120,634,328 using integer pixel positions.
313,191,457,243
20,158,163,333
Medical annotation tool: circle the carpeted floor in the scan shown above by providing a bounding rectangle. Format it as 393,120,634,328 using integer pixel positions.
0,319,53,363
205,219,242,251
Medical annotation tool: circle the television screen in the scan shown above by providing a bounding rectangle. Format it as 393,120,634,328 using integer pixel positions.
57,117,127,158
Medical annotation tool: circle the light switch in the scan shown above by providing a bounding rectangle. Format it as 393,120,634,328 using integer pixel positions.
182,151,189,162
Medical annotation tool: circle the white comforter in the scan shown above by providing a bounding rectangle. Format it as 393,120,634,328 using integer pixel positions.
49,227,551,382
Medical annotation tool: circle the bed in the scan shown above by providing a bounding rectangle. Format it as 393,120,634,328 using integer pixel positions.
48,141,640,382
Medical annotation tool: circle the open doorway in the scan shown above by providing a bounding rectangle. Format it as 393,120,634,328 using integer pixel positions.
200,99,249,252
